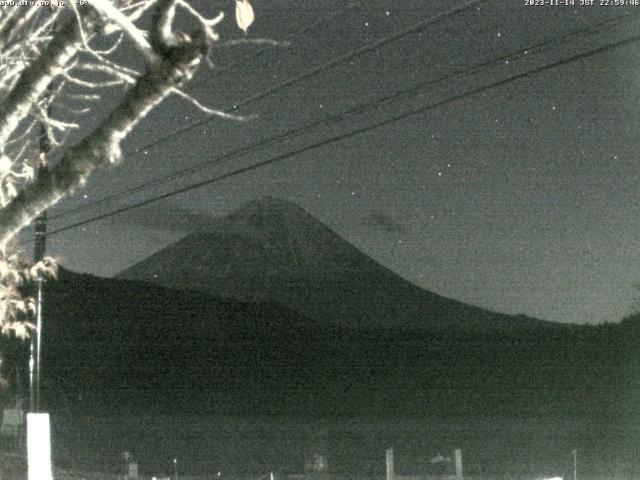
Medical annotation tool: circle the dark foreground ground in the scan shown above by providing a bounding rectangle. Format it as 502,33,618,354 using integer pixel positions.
27,414,638,480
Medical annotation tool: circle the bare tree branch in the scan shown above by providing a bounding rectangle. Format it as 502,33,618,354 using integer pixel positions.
86,0,159,64
0,0,257,338
171,87,255,121
0,6,212,247
0,15,91,149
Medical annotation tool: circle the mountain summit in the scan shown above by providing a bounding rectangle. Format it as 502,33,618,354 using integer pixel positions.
118,197,552,331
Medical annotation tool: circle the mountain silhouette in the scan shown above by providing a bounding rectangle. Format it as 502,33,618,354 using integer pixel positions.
118,196,555,332
35,267,631,420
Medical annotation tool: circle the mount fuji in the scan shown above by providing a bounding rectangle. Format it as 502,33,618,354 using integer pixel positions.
118,196,555,332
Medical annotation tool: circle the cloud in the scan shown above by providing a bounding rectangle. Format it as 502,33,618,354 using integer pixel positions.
362,210,406,234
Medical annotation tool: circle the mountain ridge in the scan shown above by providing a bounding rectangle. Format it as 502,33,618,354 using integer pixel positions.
118,196,558,332
36,266,632,418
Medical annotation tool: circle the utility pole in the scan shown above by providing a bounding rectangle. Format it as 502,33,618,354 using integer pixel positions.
25,102,53,480
30,106,50,413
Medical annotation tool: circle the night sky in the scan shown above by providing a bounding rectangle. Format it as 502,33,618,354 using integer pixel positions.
24,0,640,325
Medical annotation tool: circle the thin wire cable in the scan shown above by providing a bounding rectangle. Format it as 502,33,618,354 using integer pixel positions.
48,0,487,221
47,10,640,222
120,0,486,156
31,31,640,242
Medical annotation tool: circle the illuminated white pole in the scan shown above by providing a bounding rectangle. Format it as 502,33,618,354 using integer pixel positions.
27,413,53,480
386,448,394,480
454,449,463,480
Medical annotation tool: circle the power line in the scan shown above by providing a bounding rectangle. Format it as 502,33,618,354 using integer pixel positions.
48,0,486,221
34,31,640,241
120,0,486,156
48,10,639,223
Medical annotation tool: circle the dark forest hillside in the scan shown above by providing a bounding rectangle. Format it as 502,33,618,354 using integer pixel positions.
25,267,637,423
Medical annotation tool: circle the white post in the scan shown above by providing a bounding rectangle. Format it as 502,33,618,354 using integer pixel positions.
454,448,463,480
572,449,577,480
386,448,394,480
27,413,52,480
128,462,139,480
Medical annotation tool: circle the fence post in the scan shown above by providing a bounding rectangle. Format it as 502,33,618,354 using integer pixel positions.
454,448,463,480
127,462,139,480
386,448,394,480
